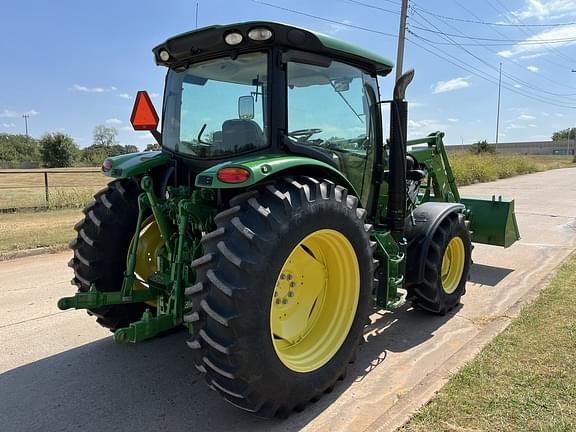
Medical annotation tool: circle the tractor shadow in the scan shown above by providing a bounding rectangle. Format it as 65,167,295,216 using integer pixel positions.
469,263,514,286
0,304,460,432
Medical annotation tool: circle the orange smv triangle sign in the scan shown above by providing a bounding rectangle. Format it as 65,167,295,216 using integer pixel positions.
130,91,159,131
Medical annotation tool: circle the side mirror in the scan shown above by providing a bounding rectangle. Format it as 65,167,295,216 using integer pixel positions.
131,91,159,131
238,95,254,120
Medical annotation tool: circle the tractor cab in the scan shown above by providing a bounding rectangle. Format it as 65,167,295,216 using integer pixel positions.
132,21,394,204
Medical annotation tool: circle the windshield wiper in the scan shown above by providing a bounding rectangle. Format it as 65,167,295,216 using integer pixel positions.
330,81,364,124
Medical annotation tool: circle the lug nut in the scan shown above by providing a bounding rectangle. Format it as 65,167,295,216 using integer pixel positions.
282,299,288,304
289,281,296,288
280,274,286,280
288,291,294,297
275,299,281,304
287,274,293,281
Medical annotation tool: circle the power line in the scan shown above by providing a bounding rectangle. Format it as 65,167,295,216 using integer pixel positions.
487,0,575,67
407,31,576,47
346,0,399,16
251,0,397,37
406,36,576,108
449,0,576,82
408,11,576,107
411,3,576,28
409,24,576,43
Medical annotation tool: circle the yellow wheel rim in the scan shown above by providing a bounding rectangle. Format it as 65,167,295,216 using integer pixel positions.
441,237,465,294
270,229,360,373
129,216,163,293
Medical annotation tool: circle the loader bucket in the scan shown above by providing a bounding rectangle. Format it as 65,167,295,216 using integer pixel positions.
460,196,520,248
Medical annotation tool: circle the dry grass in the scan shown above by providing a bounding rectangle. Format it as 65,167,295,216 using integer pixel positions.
0,208,82,253
449,154,574,186
401,254,576,432
0,168,109,209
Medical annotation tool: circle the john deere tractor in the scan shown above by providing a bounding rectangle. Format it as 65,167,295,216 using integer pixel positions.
58,22,519,417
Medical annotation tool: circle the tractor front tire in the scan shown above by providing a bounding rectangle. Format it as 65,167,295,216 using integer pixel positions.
409,212,472,315
187,177,375,418
68,178,148,330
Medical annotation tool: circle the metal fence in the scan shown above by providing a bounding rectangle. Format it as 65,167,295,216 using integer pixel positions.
0,168,110,212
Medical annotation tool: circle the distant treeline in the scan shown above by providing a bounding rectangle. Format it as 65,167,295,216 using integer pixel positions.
0,125,159,168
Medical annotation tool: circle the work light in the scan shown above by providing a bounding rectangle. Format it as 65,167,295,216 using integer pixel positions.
224,32,243,45
248,27,273,41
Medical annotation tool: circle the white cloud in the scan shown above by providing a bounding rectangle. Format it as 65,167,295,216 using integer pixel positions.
326,20,352,35
514,84,522,88
497,24,576,58
526,65,539,72
118,93,131,99
408,119,448,138
518,114,536,120
542,112,550,116
73,84,105,93
72,84,117,93
432,77,470,94
447,118,459,122
150,93,161,98
2,123,16,128
0,109,39,118
512,0,576,20
556,113,565,117
105,118,123,124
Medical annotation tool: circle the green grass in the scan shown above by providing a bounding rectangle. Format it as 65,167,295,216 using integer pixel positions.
449,154,574,186
401,254,576,432
0,208,81,253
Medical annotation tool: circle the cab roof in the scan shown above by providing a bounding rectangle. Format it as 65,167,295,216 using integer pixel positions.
152,21,394,76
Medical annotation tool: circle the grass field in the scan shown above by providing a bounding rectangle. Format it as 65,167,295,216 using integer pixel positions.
401,254,576,432
449,154,574,186
0,208,81,253
0,168,109,209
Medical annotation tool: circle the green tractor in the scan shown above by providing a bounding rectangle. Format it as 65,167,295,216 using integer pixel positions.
58,22,520,417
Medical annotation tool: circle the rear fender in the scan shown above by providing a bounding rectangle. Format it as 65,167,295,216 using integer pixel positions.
194,154,359,196
102,151,171,179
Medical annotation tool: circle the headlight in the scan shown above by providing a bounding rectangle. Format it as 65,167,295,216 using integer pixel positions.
224,32,243,45
248,27,273,41
158,50,170,61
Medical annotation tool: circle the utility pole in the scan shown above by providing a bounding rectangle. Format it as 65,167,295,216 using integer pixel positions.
195,2,199,29
395,0,409,81
495,62,502,151
22,114,29,138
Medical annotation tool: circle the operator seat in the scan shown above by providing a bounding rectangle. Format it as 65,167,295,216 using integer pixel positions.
220,119,265,153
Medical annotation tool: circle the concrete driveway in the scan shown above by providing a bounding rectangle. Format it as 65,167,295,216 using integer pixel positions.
1,167,575,432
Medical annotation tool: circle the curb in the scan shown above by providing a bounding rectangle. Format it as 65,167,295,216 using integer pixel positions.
366,252,572,432
0,244,69,262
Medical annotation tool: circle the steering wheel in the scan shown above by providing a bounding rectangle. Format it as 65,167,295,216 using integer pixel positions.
288,128,323,142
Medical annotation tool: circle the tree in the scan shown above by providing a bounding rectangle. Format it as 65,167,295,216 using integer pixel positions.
469,139,496,154
40,133,78,167
145,143,161,151
79,143,139,166
93,125,118,146
0,134,42,168
551,128,576,141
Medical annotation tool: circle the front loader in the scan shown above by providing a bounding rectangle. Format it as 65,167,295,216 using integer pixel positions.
58,22,520,417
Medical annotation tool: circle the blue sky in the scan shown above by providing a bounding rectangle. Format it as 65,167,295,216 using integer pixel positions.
1,0,576,148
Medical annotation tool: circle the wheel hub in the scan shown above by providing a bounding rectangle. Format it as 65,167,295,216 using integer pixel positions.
270,229,360,373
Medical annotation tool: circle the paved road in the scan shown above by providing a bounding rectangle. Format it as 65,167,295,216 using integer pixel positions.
1,168,575,432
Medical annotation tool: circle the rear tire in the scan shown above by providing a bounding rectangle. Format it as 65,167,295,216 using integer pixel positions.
408,213,472,315
68,178,148,330
187,176,375,418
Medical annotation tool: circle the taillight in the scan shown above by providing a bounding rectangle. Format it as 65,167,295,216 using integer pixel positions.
217,167,251,184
